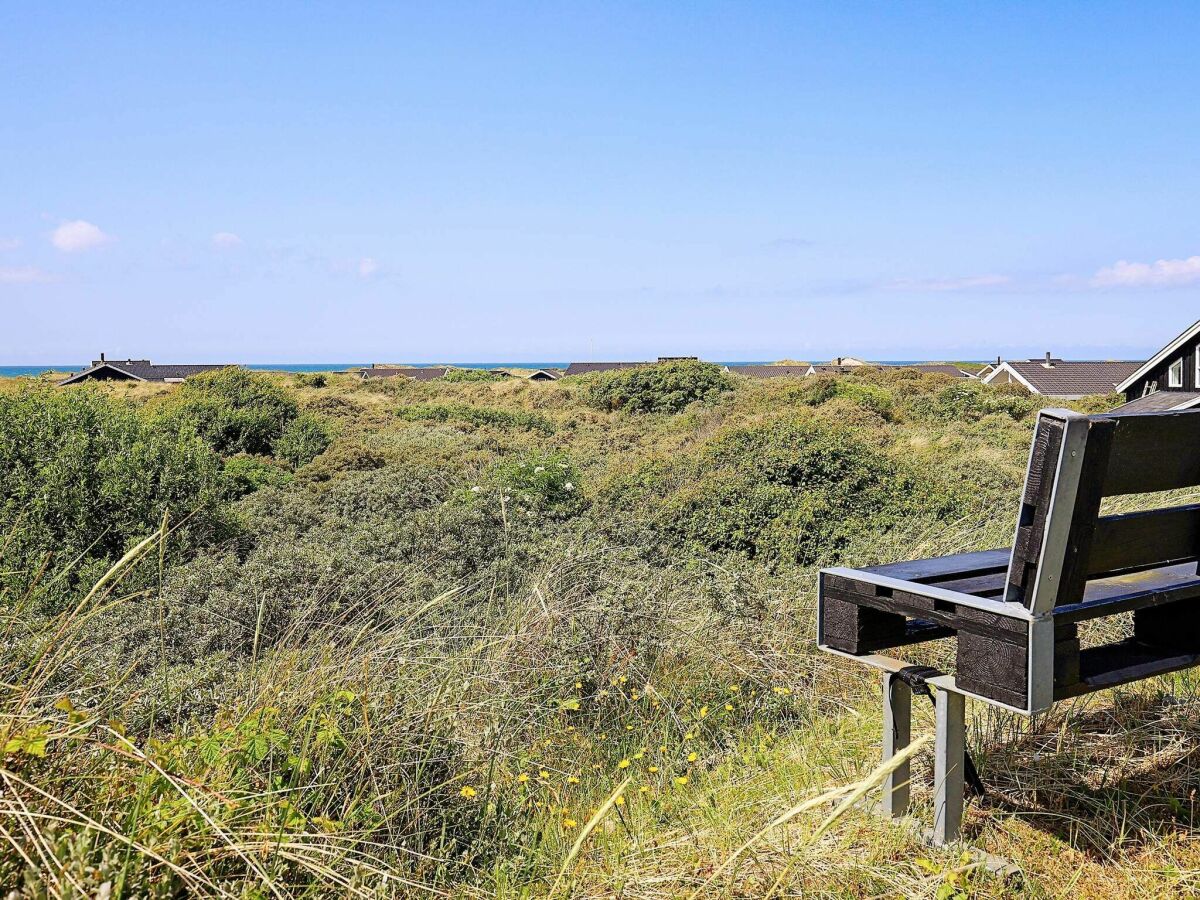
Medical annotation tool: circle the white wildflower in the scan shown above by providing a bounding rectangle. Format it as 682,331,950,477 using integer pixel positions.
564,482,574,491
470,485,482,493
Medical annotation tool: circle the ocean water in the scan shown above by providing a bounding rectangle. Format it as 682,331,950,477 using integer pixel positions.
0,360,979,378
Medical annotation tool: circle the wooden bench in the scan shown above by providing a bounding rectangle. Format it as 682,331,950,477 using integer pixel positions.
818,407,1200,843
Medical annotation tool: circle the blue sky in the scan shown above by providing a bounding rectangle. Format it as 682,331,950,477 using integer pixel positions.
2,2,1199,363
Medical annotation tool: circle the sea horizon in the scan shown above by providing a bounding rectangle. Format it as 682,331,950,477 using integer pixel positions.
0,360,994,378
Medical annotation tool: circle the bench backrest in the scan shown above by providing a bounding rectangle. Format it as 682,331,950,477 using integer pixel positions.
1005,407,1200,614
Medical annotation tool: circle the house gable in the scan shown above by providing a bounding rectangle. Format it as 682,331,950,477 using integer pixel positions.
1118,319,1200,401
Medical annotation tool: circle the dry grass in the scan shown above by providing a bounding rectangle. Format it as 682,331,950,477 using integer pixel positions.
2,369,1199,896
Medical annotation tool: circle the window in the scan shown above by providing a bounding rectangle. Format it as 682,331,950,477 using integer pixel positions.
1169,357,1184,388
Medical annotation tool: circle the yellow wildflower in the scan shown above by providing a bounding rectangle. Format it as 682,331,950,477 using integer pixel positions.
539,770,550,779
517,773,529,783
618,759,631,769
639,785,650,793
729,684,740,693
675,776,688,786
567,776,580,784
687,751,698,763
614,794,625,806
563,818,578,828
648,765,659,773
725,703,734,711
459,786,477,798
699,706,709,718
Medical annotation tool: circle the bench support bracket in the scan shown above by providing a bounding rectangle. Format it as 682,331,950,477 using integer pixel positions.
882,672,912,817
933,688,966,844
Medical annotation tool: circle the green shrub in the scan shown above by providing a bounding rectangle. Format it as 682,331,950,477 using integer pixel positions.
442,368,505,383
905,380,1040,423
397,403,554,434
223,454,293,497
293,371,328,388
583,360,734,414
475,451,583,517
603,417,956,567
275,413,334,467
163,367,299,456
0,386,228,609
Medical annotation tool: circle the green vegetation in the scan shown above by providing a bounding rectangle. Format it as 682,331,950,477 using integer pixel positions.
581,358,734,413
0,367,1188,897
442,367,506,383
397,401,555,434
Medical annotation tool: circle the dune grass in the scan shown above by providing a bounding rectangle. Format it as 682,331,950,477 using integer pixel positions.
1,366,1197,896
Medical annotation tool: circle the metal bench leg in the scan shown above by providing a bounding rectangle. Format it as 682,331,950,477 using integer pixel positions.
881,672,911,817
933,688,965,844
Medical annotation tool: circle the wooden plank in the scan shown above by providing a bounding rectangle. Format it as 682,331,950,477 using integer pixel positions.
862,548,1010,582
1085,504,1200,579
1056,640,1200,698
821,593,907,654
1100,410,1200,496
1005,415,1064,605
1052,563,1200,624
931,571,1007,597
956,632,1027,707
825,577,1028,643
1055,417,1115,606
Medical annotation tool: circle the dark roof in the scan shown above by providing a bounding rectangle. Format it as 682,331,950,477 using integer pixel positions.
727,365,811,378
807,365,860,375
891,364,972,377
1110,390,1200,413
527,368,563,380
993,360,1141,397
59,360,229,385
360,366,449,381
563,362,650,376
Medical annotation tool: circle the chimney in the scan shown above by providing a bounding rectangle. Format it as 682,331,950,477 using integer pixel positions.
1043,351,1054,369
100,352,105,362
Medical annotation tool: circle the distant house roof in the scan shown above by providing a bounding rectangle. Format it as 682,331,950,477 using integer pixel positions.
807,364,862,375
983,358,1140,398
59,359,229,385
1110,390,1200,413
527,368,563,381
727,365,811,378
563,362,650,376
892,364,973,378
360,366,449,381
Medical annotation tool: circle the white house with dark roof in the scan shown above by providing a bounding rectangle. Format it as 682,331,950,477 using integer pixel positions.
981,353,1141,399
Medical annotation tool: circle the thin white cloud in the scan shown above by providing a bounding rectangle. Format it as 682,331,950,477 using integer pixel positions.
51,219,113,252
0,237,21,252
1091,255,1200,289
761,237,814,252
358,257,379,278
0,266,53,284
886,274,1011,292
212,231,243,248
